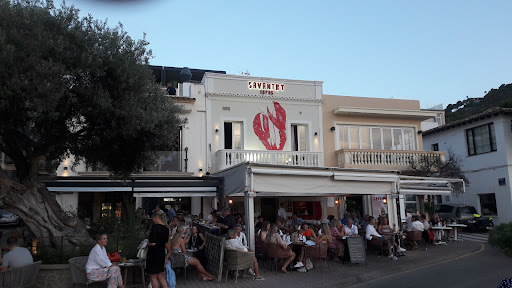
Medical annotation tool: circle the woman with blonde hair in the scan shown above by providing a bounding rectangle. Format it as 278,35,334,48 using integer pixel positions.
146,211,170,288
329,220,345,261
316,224,332,244
171,226,214,281
85,233,124,288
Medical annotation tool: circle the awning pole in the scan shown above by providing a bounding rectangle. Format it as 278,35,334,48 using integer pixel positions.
245,170,256,251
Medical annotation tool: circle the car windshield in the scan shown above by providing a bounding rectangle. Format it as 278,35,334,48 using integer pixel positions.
457,207,472,215
435,205,453,213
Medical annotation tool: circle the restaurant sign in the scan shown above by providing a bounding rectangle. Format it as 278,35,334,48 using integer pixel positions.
248,81,285,95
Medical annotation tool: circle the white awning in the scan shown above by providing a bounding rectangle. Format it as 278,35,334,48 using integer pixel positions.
133,192,216,198
47,187,132,192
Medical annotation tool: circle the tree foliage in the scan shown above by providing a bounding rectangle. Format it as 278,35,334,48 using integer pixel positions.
0,0,183,181
0,0,183,247
405,148,469,195
445,83,512,124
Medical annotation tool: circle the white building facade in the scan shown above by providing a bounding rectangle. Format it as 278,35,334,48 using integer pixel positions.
423,108,512,225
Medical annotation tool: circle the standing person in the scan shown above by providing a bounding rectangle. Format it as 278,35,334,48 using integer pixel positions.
167,203,177,223
166,82,176,95
420,214,431,243
85,234,124,288
278,203,287,221
0,237,33,271
147,211,171,288
216,207,236,235
207,209,217,224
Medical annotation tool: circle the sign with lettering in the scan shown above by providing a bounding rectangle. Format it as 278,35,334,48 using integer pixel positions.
347,236,367,265
248,81,285,95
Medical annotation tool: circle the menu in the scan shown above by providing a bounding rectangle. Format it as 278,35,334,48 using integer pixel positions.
347,236,366,265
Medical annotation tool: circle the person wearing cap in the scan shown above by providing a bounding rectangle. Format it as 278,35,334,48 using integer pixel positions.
216,207,236,235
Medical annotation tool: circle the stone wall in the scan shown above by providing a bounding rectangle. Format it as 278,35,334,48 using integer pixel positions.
35,264,72,288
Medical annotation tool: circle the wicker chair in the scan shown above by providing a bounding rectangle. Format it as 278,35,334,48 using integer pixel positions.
170,251,187,280
304,243,330,272
69,256,108,288
204,233,225,282
264,242,291,271
0,261,41,288
368,237,385,255
406,230,427,250
223,249,254,283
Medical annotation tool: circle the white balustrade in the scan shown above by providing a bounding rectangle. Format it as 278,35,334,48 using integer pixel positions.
336,149,446,169
216,150,323,170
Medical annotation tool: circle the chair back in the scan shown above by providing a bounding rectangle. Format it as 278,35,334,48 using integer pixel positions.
170,252,187,269
204,232,225,281
265,242,289,259
224,250,254,269
0,261,42,288
69,256,89,284
304,243,328,258
407,231,422,241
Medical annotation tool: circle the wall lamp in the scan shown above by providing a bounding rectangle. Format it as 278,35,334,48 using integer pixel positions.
314,132,318,137
63,166,68,171
383,198,387,204
330,127,336,131
334,198,339,205
228,199,233,205
215,128,219,134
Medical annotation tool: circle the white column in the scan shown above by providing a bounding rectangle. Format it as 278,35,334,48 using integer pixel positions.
191,197,201,216
244,191,256,251
321,197,328,220
338,196,345,220
387,194,398,228
135,197,142,209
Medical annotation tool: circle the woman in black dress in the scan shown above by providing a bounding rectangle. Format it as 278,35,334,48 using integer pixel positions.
147,211,170,288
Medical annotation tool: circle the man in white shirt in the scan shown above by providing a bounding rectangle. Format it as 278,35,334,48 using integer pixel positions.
407,216,424,247
0,237,33,271
225,230,264,280
235,224,248,248
344,219,359,236
277,203,287,221
366,217,397,260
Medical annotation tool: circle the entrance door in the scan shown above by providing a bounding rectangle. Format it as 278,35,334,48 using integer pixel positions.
346,196,364,217
260,198,277,223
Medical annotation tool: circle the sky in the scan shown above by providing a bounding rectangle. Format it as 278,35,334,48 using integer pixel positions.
67,0,512,109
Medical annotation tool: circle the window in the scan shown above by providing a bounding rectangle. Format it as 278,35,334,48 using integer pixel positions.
404,194,418,214
291,124,308,151
337,125,416,150
466,123,497,156
224,122,243,149
479,193,497,216
434,113,443,125
431,143,439,151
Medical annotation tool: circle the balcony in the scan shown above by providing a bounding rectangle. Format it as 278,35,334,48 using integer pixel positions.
336,149,446,171
216,150,323,171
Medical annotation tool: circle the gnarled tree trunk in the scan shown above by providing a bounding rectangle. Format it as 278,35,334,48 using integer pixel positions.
0,168,94,250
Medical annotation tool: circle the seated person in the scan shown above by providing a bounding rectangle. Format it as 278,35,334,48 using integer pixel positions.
379,218,406,253
254,215,264,230
169,216,179,236
407,216,425,247
225,229,264,280
420,214,430,243
351,213,360,226
315,224,333,244
0,237,33,271
235,224,248,248
344,219,359,237
171,226,214,281
366,217,397,260
265,224,296,273
258,221,270,242
329,220,345,261
300,223,317,241
359,214,370,231
289,214,303,227
207,209,217,224
85,234,124,288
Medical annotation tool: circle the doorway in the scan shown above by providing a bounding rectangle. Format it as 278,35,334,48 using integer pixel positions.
260,198,277,223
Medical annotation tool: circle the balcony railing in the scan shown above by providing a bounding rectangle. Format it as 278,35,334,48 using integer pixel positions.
146,151,182,172
216,150,323,171
336,149,446,170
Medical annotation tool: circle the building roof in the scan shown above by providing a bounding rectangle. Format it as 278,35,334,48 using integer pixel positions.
422,107,512,136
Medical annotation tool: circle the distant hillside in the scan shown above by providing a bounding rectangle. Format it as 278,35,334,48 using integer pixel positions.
445,83,512,123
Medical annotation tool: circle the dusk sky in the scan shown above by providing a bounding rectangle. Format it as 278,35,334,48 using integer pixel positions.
68,0,512,109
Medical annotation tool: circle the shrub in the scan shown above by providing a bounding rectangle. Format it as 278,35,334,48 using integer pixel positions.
489,222,512,256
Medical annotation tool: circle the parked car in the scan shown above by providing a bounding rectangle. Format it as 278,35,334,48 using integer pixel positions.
0,209,21,226
434,204,474,224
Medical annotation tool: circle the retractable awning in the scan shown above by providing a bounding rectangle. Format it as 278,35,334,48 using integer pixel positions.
398,176,464,195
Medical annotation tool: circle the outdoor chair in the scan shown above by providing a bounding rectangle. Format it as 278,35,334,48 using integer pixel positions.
265,242,291,271
304,243,330,272
406,231,427,250
368,238,385,255
255,237,265,259
0,261,41,288
69,256,108,288
170,251,187,280
223,249,255,283
204,232,226,281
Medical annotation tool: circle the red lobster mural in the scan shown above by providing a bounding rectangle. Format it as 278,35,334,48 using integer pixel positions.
253,101,287,150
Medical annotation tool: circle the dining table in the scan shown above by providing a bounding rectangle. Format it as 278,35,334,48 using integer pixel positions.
447,223,467,241
431,226,452,245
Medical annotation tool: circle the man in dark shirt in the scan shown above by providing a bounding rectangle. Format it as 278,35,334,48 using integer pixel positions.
254,215,264,230
217,207,236,235
166,82,176,95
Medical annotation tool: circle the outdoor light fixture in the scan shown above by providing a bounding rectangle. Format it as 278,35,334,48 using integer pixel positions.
199,168,203,172
314,132,318,137
215,128,219,134
335,198,340,205
228,199,233,204
330,126,335,131
63,166,68,171
383,198,387,204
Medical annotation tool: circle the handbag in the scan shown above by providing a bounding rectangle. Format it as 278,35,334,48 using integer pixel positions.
137,239,149,259
107,252,121,263
305,258,314,270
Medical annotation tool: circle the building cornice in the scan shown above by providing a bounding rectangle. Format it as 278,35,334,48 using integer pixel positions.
334,106,437,120
206,92,324,103
203,72,323,86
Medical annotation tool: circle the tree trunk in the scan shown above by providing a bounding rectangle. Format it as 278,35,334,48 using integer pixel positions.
0,169,94,250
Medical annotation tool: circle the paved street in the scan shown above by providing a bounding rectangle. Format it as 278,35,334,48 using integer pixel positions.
462,232,489,243
350,243,512,288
